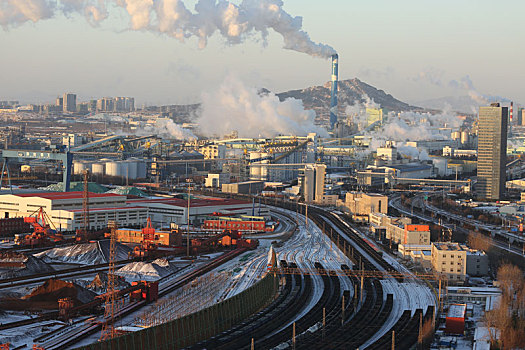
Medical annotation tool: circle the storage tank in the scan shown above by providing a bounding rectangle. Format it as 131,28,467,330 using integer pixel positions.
91,162,105,175
460,131,469,145
137,161,147,178
73,161,91,175
124,159,138,179
105,161,122,177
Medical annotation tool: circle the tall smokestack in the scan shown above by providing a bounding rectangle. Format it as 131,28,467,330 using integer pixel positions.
510,101,514,123
329,54,339,129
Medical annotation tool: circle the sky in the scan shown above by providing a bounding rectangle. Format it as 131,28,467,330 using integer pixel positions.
1,0,524,106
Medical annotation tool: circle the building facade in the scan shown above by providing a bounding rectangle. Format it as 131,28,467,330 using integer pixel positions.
477,103,508,200
63,93,77,113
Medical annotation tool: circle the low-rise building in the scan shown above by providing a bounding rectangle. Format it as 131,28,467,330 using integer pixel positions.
116,227,181,246
446,286,501,311
398,243,432,268
205,173,230,188
222,181,265,195
200,144,226,159
343,192,388,216
0,192,147,231
369,212,430,245
127,196,268,227
431,242,489,282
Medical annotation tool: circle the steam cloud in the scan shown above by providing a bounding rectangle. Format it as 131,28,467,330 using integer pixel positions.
0,0,336,58
197,75,329,138
347,94,464,160
448,75,510,105
141,118,196,140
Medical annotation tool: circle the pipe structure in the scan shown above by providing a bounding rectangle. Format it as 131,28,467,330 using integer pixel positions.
329,53,339,129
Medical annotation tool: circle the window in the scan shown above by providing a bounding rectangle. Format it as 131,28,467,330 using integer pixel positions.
450,269,453,272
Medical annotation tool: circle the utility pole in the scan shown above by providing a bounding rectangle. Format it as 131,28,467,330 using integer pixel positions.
186,178,192,258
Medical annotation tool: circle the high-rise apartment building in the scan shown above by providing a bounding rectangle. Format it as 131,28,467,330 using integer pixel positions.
477,103,508,200
63,93,77,113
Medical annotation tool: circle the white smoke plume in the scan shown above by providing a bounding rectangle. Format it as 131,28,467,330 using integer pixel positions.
0,0,336,58
139,117,196,140
448,75,510,105
347,94,464,160
197,75,328,138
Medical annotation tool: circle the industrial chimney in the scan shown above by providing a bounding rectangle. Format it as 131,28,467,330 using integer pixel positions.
329,54,339,129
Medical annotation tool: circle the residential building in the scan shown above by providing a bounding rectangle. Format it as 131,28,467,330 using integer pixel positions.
431,242,489,282
63,93,77,113
477,103,508,200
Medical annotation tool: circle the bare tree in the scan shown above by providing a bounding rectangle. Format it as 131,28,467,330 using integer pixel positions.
483,263,525,349
467,231,492,252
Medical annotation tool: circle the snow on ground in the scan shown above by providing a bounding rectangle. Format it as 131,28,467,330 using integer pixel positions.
115,258,177,282
35,243,105,265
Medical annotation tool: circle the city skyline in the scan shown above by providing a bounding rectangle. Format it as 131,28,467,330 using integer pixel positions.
1,0,524,106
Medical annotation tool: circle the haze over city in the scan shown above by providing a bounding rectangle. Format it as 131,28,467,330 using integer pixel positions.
0,1,524,350
1,0,524,106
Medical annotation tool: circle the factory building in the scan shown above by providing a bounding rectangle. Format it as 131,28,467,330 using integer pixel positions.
342,192,388,216
205,173,231,188
115,227,181,246
222,181,265,195
200,144,226,159
127,196,268,227
0,192,147,231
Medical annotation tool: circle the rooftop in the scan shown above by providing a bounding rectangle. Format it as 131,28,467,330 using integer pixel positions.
128,197,250,208
447,304,467,319
13,191,124,200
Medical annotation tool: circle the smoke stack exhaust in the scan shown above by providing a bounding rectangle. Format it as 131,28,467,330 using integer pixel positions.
329,54,339,128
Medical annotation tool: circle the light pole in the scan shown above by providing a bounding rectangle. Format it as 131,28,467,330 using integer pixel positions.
186,178,192,258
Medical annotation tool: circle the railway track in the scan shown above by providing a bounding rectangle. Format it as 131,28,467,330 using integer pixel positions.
192,192,436,349
31,249,247,350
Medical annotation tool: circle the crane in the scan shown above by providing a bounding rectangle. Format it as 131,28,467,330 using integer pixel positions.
19,207,62,246
100,221,120,341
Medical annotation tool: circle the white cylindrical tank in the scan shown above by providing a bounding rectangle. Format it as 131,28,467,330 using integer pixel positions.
461,131,469,145
105,161,121,177
91,162,105,175
118,161,128,178
73,161,92,175
250,152,261,179
125,159,138,179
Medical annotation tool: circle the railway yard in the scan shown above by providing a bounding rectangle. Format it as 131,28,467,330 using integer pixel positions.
0,197,441,350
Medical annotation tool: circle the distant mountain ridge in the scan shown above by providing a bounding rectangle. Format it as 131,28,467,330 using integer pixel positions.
160,78,420,123
276,78,419,115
